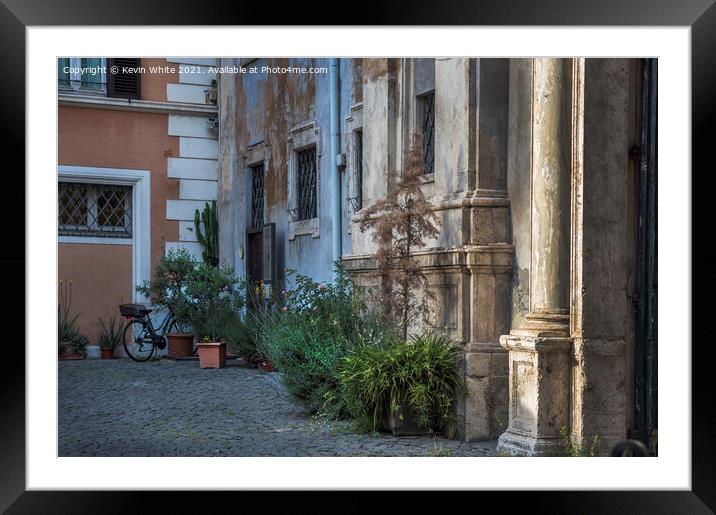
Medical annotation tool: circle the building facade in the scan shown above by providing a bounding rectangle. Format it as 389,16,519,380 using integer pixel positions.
58,58,220,352
216,57,657,455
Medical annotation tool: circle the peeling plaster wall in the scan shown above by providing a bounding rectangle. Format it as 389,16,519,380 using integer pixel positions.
225,58,361,285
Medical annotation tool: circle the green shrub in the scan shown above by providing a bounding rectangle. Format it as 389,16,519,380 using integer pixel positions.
339,331,463,433
184,263,245,342
136,247,196,332
253,264,365,418
221,309,256,363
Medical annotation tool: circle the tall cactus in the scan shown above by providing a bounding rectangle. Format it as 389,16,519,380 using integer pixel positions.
195,200,219,266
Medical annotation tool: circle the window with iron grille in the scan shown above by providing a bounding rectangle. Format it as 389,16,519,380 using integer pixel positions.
250,162,265,229
58,182,132,238
296,147,317,221
419,91,435,174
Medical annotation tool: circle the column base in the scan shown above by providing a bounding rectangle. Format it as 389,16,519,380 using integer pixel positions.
497,430,565,457
497,332,573,456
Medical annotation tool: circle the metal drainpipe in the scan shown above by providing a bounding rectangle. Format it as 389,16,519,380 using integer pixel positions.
329,58,342,280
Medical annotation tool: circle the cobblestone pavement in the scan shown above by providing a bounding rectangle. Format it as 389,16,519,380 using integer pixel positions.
59,359,497,457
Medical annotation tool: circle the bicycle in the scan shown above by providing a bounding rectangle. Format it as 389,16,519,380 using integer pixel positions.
119,303,183,362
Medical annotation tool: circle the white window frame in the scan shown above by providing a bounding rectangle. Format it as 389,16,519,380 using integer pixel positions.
58,165,151,302
287,121,321,240
58,57,107,95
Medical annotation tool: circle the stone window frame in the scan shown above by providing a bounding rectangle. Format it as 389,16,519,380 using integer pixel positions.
344,103,364,234
241,141,269,231
400,58,437,185
287,121,321,240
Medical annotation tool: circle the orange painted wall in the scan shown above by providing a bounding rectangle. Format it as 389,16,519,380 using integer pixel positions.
140,58,179,103
58,244,133,340
58,106,180,342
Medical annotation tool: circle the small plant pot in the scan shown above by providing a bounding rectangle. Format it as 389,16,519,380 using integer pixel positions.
197,341,227,369
100,347,115,359
259,360,274,372
167,333,194,358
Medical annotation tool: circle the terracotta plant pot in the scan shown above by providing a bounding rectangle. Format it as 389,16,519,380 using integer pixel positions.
167,333,194,357
197,341,227,369
259,360,274,372
101,347,114,359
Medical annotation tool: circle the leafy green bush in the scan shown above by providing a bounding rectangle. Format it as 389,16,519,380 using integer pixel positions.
183,263,245,342
96,316,123,349
136,247,196,332
339,332,463,433
253,264,365,418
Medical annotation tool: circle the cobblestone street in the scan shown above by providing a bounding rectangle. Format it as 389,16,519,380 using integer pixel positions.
59,359,496,457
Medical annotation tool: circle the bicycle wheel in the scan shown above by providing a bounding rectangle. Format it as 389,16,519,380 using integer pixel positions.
122,319,156,362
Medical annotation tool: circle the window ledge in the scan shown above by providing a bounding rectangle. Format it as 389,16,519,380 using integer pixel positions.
288,217,320,240
58,235,132,245
58,93,218,115
420,172,435,184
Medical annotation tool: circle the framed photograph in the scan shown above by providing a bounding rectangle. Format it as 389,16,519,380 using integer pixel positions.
5,0,711,511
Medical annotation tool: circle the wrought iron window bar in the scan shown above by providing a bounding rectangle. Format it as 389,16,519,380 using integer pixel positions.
296,147,317,221
58,182,132,238
250,162,265,229
421,91,435,174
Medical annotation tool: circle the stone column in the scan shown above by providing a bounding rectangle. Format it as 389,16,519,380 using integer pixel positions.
497,58,574,456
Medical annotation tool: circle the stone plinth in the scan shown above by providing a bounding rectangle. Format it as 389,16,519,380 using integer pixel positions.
497,333,572,456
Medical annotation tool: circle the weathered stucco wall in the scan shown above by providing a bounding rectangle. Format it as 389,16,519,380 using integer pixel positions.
224,58,362,286
571,58,636,453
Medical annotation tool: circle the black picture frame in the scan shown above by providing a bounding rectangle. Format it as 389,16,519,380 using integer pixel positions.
4,0,712,511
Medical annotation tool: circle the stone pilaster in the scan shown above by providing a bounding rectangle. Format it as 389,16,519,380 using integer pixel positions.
498,58,574,456
457,59,512,441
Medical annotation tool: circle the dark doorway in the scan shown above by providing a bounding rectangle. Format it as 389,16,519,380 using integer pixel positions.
247,228,264,285
633,58,658,455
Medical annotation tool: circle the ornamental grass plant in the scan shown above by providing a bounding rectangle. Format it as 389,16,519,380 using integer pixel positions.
338,331,464,434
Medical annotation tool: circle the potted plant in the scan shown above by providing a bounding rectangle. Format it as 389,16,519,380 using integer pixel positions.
136,248,196,357
96,316,123,359
186,262,244,369
58,279,88,360
196,335,227,369
339,332,464,436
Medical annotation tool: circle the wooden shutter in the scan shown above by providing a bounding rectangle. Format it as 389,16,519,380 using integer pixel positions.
107,58,141,99
262,223,277,285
